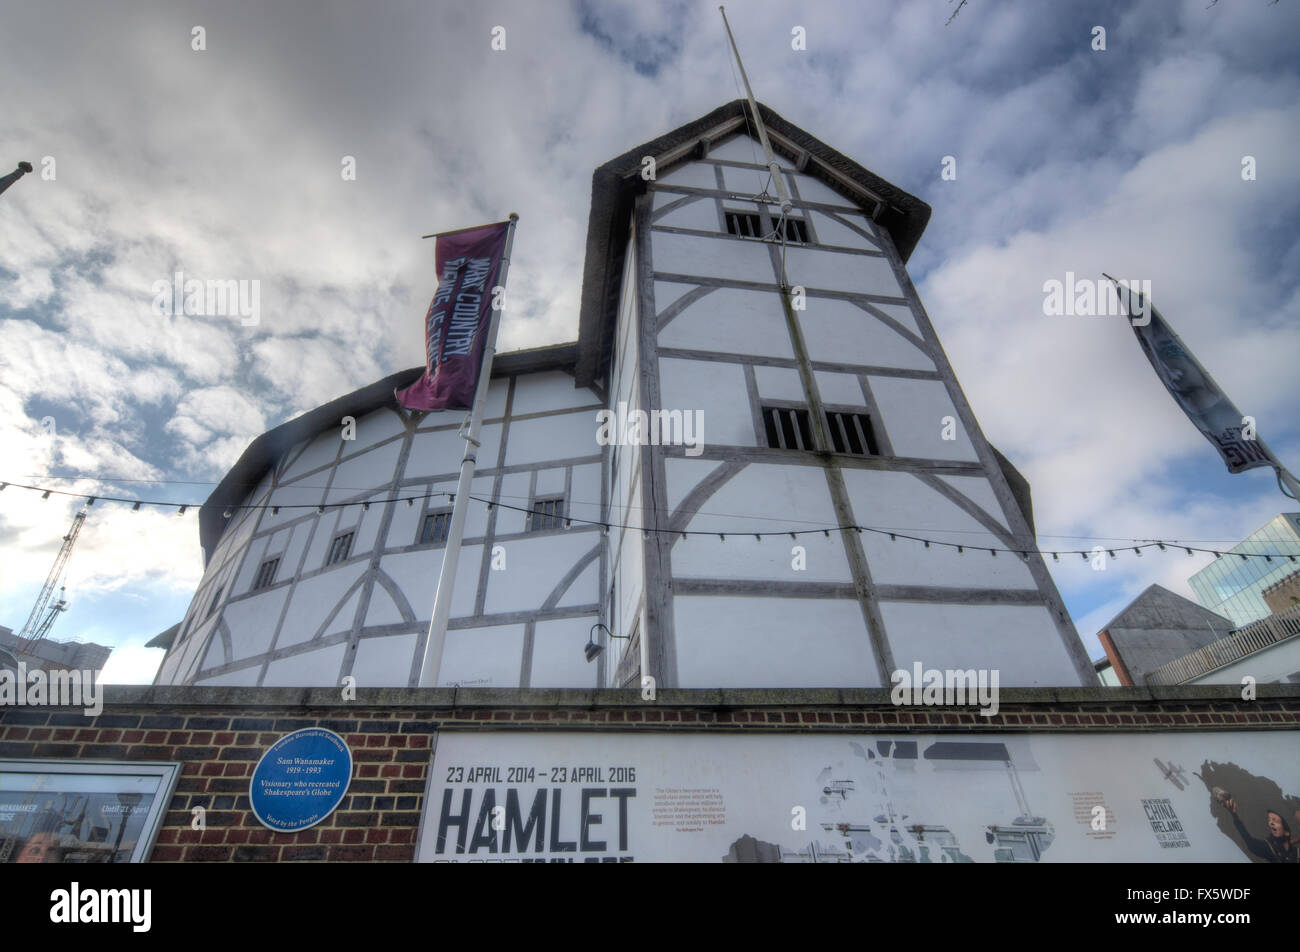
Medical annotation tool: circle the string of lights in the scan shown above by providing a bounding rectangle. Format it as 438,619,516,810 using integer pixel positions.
2,477,1297,564
17,472,1279,544
0,479,450,516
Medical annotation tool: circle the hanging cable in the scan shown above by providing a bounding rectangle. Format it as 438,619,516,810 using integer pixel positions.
1,477,1296,563
20,471,1273,545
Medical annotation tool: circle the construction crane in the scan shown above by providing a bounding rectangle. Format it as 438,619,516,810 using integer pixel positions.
29,585,70,641
17,509,86,644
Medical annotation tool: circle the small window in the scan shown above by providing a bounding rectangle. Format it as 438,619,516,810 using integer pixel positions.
528,497,566,532
326,531,354,566
762,406,814,450
616,620,641,689
725,210,764,238
206,586,224,619
420,511,452,545
772,217,809,243
253,557,280,591
825,411,880,456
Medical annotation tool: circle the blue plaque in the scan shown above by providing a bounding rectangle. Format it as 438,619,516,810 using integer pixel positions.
250,728,352,832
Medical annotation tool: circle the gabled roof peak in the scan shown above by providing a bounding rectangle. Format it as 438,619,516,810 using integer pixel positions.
1100,583,1234,634
575,100,930,387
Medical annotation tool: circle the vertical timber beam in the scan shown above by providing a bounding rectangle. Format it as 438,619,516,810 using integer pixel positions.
636,191,678,688
765,235,895,684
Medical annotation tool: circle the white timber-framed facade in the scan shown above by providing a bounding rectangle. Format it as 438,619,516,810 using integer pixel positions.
153,101,1095,691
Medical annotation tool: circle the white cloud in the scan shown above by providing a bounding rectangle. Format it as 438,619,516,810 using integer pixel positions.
0,0,1296,666
100,642,167,685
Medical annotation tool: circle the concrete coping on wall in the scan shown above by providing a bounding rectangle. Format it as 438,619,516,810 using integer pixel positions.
76,684,1300,710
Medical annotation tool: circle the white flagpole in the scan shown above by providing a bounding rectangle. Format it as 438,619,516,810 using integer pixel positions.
418,213,519,688
720,5,792,217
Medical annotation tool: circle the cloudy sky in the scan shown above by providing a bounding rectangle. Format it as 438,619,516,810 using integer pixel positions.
1,0,1297,683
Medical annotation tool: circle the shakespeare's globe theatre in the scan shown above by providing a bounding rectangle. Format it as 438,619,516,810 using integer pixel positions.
153,101,1093,691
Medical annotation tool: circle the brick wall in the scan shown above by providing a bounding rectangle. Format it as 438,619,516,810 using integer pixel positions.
0,707,428,862
1,685,1297,861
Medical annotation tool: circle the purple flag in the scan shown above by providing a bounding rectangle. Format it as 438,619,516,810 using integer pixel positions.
396,221,511,412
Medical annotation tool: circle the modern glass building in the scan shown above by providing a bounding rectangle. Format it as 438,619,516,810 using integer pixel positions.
1188,513,1300,627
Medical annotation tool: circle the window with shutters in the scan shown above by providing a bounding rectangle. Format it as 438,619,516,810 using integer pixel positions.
528,497,566,533
252,557,280,591
326,531,354,566
420,511,452,546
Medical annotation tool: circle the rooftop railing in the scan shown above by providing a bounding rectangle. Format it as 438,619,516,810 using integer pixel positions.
1145,603,1300,685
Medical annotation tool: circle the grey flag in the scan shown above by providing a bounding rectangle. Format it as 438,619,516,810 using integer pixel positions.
1110,276,1275,475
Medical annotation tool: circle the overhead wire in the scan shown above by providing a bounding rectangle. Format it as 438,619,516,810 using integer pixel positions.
3,474,1291,544
1,477,1296,565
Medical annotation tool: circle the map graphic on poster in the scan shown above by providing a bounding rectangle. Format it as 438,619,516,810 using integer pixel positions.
417,731,1297,863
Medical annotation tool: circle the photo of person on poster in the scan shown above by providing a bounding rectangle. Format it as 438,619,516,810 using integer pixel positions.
1220,794,1299,864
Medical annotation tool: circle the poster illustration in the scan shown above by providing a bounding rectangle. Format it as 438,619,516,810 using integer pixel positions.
417,731,1297,863
0,760,179,863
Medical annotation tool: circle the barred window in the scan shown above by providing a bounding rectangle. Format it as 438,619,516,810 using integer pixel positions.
724,210,764,238
253,557,280,591
528,497,566,532
326,531,354,566
421,511,452,545
825,410,880,456
771,217,809,243
762,406,814,450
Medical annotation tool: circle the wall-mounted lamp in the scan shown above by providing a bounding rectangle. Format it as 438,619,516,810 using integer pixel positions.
584,622,632,663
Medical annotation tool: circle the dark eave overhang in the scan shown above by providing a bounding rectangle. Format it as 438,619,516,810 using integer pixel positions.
146,622,181,650
575,100,931,388
197,343,577,565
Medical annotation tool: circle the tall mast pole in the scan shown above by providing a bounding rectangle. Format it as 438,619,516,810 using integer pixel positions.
720,6,792,217
418,214,519,688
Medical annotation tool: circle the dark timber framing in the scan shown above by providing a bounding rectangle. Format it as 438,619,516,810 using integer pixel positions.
622,115,1090,687
167,100,1093,692
576,100,931,391
635,194,678,688
638,225,1090,682
763,215,897,683
165,371,608,689
872,220,1096,683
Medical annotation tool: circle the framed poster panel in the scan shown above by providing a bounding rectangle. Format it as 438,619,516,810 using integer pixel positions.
0,759,181,864
414,731,1299,863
